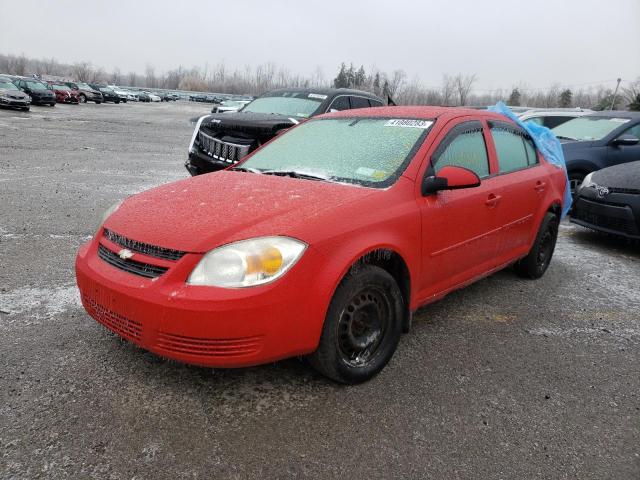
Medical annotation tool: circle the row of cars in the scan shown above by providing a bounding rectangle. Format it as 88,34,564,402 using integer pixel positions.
0,75,182,110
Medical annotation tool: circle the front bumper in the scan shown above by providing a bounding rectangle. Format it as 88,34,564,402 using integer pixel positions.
75,235,327,368
185,149,231,176
0,97,30,108
31,95,55,105
570,188,640,239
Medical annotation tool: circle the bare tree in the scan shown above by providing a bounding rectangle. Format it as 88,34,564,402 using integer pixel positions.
453,74,476,106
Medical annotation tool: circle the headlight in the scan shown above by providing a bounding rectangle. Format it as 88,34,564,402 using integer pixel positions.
187,236,307,288
580,172,595,189
96,200,123,233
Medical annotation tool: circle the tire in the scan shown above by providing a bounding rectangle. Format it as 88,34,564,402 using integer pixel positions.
50,103,56,107
22,106,29,112
79,94,86,103
568,171,586,198
308,265,404,384
514,212,559,279
95,101,101,105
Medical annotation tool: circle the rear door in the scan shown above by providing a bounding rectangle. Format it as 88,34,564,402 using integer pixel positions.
418,119,504,297
487,121,544,260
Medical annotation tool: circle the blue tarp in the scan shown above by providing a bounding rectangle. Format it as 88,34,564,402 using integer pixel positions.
488,102,572,218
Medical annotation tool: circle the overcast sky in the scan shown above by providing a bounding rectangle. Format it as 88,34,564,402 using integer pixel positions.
1,0,639,91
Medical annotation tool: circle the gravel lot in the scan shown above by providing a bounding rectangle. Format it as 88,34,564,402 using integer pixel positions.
1,102,639,479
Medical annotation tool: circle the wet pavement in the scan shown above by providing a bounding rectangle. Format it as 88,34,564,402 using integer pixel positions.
1,102,638,479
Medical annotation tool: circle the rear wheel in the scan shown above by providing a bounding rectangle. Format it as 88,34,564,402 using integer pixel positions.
514,212,559,279
308,265,403,384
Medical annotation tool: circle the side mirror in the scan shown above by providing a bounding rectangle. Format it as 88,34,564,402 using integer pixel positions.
611,134,639,147
422,166,481,196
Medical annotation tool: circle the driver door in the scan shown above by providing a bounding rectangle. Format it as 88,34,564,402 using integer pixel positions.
417,119,503,299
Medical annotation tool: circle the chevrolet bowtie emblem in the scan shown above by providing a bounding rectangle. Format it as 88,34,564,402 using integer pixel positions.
118,248,134,260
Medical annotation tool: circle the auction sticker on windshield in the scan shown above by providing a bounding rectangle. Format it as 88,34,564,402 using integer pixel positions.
384,119,433,128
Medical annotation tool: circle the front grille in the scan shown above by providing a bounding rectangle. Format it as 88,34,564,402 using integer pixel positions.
98,244,168,278
103,228,186,261
574,205,638,235
83,295,142,342
156,331,263,358
197,131,251,164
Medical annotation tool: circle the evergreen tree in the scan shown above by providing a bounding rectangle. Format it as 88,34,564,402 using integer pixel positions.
629,94,640,111
559,89,573,108
354,65,366,87
507,88,521,106
333,63,348,88
373,73,381,95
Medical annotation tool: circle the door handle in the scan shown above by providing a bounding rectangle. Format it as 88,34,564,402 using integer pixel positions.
534,181,547,192
485,193,502,207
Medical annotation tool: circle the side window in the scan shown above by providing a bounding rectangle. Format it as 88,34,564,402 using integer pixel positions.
433,122,490,178
523,137,538,165
490,122,530,173
327,96,350,112
543,116,573,129
369,99,383,107
350,96,370,109
622,123,640,139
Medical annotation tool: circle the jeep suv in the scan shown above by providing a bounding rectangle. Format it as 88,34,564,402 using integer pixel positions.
185,88,384,175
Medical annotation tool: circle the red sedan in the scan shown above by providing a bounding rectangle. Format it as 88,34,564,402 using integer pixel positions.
47,82,80,104
76,107,567,383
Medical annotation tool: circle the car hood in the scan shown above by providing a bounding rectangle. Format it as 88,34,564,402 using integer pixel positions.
592,160,640,189
200,112,302,138
103,170,377,253
0,89,29,99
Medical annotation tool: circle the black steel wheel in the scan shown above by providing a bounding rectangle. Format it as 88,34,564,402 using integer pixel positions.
514,212,559,279
308,264,404,383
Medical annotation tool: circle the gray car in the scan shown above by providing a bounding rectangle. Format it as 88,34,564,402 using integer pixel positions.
0,76,31,111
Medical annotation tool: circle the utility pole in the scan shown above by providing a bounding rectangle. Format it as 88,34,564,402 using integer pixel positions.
610,78,622,110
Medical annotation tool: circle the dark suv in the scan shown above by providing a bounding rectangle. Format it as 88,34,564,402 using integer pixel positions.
552,112,640,194
185,88,384,175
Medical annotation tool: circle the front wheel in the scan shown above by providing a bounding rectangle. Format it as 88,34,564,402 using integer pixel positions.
568,172,586,198
514,212,559,279
79,94,86,103
308,265,404,384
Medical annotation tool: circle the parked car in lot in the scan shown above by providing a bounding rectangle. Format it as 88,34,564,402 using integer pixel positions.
46,82,80,104
519,107,592,129
552,112,640,194
211,99,252,114
186,87,385,175
65,82,103,104
77,106,567,383
13,78,56,106
134,91,151,102
88,84,121,104
145,92,161,102
0,76,31,110
571,160,640,239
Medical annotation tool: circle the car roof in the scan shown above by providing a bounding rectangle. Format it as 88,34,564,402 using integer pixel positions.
519,109,592,119
584,110,640,119
320,105,513,122
262,87,382,100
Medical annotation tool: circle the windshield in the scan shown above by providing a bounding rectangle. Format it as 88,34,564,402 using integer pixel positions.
240,117,433,187
242,93,325,117
552,116,629,141
99,88,113,93
26,81,48,90
51,84,69,90
76,83,92,90
0,81,19,91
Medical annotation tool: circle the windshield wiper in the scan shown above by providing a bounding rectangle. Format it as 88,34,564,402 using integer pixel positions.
230,166,262,174
555,135,577,141
261,170,330,181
